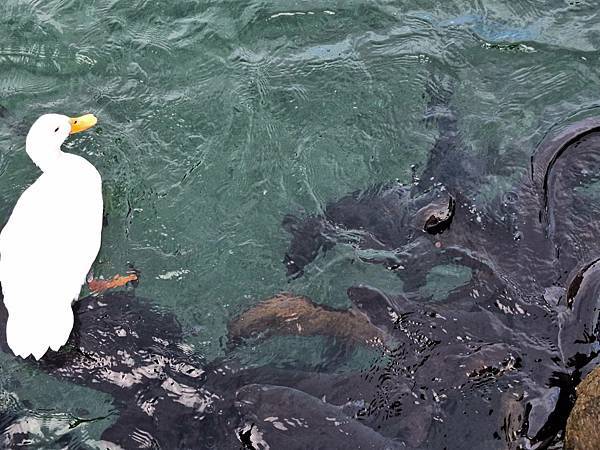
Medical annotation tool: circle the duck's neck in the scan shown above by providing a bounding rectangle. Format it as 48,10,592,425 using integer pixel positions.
25,139,64,173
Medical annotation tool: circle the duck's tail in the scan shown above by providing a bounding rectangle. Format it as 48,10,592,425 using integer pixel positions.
5,303,73,360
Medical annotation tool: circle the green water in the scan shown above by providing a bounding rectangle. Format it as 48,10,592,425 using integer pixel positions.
1,0,600,445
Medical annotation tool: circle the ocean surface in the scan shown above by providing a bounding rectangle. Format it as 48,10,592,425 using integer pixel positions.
1,0,600,448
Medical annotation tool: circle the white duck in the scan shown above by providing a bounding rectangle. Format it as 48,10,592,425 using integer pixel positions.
0,113,102,359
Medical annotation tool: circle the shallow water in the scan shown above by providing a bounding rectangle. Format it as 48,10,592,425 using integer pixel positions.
1,0,600,448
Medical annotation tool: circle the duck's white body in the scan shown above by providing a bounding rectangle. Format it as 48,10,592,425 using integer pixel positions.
0,113,102,359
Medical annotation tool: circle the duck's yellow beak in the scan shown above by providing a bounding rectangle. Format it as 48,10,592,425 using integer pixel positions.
69,114,97,134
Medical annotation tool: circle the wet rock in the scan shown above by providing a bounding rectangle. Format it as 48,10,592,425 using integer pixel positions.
565,366,600,450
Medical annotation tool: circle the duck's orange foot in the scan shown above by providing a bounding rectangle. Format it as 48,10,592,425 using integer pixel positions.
88,269,139,294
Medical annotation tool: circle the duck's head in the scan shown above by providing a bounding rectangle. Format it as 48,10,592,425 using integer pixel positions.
26,113,97,172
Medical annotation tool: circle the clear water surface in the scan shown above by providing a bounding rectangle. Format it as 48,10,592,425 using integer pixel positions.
0,0,599,446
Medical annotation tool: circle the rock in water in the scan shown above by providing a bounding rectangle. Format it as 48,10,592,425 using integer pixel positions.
565,366,600,450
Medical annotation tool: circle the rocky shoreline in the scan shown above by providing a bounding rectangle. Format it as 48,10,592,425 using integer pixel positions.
566,365,600,450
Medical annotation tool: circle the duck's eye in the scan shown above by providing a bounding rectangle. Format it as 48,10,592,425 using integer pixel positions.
54,127,59,133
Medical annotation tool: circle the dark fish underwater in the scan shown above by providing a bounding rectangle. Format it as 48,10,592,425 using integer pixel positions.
275,82,600,448
0,293,402,449
1,85,600,449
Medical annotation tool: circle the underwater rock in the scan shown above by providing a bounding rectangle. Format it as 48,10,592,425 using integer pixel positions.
565,366,600,450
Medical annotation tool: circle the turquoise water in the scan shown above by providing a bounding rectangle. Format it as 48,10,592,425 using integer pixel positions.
1,0,600,446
